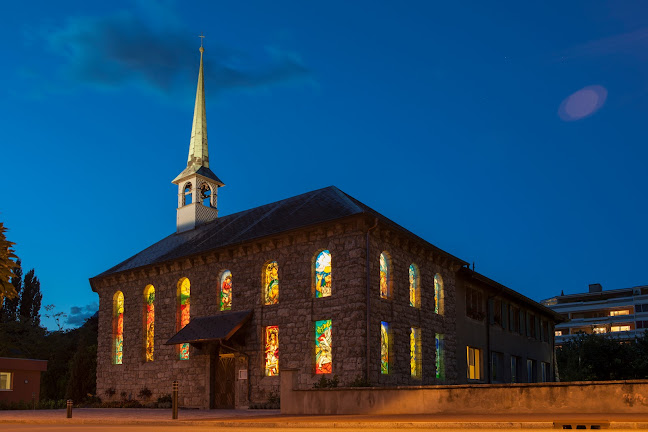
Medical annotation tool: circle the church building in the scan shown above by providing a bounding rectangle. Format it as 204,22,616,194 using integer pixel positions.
90,45,561,409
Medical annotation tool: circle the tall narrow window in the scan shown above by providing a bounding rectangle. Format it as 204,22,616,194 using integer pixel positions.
113,291,124,365
409,264,419,307
434,274,444,314
381,321,389,374
314,250,332,298
410,327,421,377
315,319,332,374
435,333,445,380
264,261,279,305
220,270,232,310
177,278,190,360
467,346,482,380
144,285,155,362
380,252,391,299
265,326,279,376
183,183,192,205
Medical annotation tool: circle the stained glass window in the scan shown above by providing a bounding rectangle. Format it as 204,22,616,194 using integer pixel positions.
113,291,124,365
144,285,155,362
265,326,279,376
380,253,391,299
436,333,444,380
220,270,232,310
410,327,421,377
314,251,331,298
380,321,389,374
315,319,332,374
177,278,190,360
264,262,279,305
434,274,444,314
409,264,419,307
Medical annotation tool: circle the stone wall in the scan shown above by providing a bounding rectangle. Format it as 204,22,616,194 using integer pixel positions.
281,369,648,415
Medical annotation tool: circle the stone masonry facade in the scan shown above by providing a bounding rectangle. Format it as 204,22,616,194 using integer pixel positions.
92,214,462,408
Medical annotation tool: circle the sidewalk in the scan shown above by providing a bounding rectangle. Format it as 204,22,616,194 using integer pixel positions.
1,408,648,429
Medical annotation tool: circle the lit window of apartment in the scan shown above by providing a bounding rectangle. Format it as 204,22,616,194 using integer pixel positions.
466,346,482,380
611,325,631,332
610,310,631,317
592,327,607,334
555,330,563,336
0,372,12,390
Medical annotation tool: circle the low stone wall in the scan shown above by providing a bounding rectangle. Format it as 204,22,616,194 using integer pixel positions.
280,369,648,415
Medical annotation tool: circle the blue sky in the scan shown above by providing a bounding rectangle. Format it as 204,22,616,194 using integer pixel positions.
1,1,647,329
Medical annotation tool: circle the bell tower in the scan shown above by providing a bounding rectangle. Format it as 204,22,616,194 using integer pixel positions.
172,42,224,233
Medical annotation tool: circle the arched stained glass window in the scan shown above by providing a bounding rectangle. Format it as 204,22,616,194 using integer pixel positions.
409,264,419,307
434,274,444,315
379,252,391,299
113,291,124,365
177,278,190,360
315,319,332,374
264,326,279,376
144,285,155,362
220,270,232,310
314,250,331,298
380,321,389,374
264,262,279,305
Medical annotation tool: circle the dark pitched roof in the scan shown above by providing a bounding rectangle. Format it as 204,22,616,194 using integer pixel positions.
92,186,466,280
165,310,252,345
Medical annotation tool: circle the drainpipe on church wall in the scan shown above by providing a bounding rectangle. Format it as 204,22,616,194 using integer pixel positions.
365,218,378,383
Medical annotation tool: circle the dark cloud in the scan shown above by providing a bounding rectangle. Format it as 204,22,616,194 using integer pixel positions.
66,302,98,326
43,10,309,97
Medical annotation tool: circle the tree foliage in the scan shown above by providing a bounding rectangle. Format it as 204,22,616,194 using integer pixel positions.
0,222,18,302
19,269,42,326
557,331,648,381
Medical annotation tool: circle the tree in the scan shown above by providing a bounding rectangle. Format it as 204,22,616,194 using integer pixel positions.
2,260,22,322
19,269,42,326
0,221,19,303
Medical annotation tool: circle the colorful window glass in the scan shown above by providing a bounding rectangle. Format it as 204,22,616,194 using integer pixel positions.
314,250,332,298
410,327,421,377
265,326,279,376
409,264,419,307
220,270,232,310
380,253,391,299
435,334,444,380
177,278,190,360
144,285,155,362
434,274,444,314
380,321,389,374
264,262,279,305
315,319,332,374
113,291,124,365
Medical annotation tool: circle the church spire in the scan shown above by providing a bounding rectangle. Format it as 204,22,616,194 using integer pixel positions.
187,44,208,169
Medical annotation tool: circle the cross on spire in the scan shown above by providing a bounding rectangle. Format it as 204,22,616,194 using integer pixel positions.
199,33,205,50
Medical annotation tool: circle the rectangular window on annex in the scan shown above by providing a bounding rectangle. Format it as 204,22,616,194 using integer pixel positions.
511,356,519,383
0,372,11,390
466,346,482,380
410,327,421,378
265,326,279,376
381,322,389,374
527,359,537,383
315,320,332,374
435,334,444,380
541,362,550,382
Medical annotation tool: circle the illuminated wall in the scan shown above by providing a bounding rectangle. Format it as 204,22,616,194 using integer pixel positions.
434,274,444,314
144,285,155,362
409,264,419,307
380,252,391,299
314,250,331,298
381,321,389,374
220,270,232,310
264,326,279,376
315,319,332,373
410,327,421,377
177,278,190,360
113,292,124,365
264,261,279,305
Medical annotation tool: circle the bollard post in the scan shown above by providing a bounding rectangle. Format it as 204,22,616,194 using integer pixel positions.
66,400,73,418
172,380,178,420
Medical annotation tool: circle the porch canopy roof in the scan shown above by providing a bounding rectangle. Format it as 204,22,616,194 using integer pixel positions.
165,310,252,345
